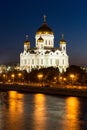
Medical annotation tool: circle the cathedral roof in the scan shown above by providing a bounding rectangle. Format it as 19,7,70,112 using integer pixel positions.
36,15,54,35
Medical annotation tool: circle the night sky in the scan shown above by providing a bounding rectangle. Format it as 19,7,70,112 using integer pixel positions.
0,0,87,66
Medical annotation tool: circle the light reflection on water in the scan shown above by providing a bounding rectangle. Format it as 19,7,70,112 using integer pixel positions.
33,94,46,130
63,97,80,130
0,91,87,130
8,91,24,130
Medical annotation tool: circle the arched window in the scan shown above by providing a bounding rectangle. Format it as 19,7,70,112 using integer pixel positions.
49,40,50,45
45,40,47,45
56,59,59,65
50,59,52,65
32,59,34,64
41,59,43,64
63,59,64,64
24,59,26,64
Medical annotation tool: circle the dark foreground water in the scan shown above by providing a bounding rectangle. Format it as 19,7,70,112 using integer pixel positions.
0,91,87,130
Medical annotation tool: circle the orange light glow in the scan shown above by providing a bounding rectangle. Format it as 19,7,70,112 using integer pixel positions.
70,74,75,79
33,94,46,130
63,97,80,130
8,91,24,129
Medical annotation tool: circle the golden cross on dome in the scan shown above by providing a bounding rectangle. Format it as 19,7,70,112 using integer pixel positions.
26,34,29,40
62,34,64,39
43,15,46,22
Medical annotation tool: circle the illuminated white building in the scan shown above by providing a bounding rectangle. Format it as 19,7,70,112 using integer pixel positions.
20,16,69,73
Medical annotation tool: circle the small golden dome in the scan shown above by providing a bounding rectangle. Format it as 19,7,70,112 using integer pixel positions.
60,34,66,44
37,36,44,42
24,40,30,45
24,34,30,45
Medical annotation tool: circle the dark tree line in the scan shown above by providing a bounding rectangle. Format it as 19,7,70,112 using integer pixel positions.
0,65,87,85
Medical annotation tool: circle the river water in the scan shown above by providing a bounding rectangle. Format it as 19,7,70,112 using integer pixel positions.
0,91,87,130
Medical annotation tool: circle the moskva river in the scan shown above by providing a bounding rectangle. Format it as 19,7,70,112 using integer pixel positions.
0,91,87,130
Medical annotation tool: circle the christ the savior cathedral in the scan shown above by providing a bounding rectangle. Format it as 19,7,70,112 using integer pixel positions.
20,16,69,73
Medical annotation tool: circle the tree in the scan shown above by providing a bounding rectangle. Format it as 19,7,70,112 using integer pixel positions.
65,65,86,84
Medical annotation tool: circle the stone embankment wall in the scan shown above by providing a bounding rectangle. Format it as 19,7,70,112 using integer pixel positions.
0,84,87,97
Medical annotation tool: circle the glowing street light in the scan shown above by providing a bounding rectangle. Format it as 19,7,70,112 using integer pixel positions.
3,74,6,78
63,77,67,81
18,73,22,83
2,74,6,83
18,73,22,77
70,74,75,79
70,74,75,84
37,73,43,85
37,74,43,81
11,74,15,83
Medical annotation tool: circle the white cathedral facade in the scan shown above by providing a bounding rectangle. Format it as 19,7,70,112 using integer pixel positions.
20,16,69,73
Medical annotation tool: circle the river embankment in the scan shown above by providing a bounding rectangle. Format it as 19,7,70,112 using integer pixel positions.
0,83,87,97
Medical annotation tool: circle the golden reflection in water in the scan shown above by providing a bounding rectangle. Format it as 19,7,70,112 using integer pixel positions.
9,91,24,112
63,97,80,130
8,91,24,129
33,94,46,130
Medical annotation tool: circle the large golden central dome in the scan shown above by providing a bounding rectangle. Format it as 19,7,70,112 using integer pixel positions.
36,16,54,35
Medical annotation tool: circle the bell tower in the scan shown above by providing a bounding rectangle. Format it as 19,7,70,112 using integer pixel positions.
24,34,30,52
60,34,66,52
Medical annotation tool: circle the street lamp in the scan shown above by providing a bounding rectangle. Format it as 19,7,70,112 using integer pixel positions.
63,77,67,81
37,74,43,81
18,73,22,83
3,74,6,83
11,74,15,83
37,74,43,86
59,76,63,84
70,74,75,84
18,73,22,77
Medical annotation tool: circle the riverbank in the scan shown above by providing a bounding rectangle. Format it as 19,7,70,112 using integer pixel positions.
0,83,87,97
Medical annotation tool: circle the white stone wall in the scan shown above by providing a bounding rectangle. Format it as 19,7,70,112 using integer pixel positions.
20,49,69,73
35,34,54,49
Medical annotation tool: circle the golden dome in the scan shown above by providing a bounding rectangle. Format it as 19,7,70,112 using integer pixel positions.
24,34,30,45
36,15,53,35
60,34,66,44
37,36,44,42
24,40,30,45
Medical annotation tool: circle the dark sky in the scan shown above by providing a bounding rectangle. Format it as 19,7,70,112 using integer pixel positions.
0,0,87,66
